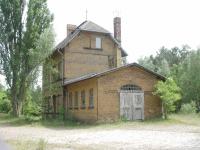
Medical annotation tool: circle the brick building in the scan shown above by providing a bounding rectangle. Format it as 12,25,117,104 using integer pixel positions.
43,17,165,122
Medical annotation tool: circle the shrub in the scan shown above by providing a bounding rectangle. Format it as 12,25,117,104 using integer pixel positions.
154,78,181,119
0,91,11,113
180,101,196,114
23,100,42,121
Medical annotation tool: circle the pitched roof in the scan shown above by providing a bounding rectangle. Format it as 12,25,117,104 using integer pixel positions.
63,63,166,86
79,21,110,33
53,20,128,57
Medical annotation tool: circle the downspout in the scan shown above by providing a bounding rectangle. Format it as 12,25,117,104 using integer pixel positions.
96,78,99,121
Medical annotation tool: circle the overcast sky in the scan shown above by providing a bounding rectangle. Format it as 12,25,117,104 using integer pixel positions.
1,0,200,86
48,0,200,62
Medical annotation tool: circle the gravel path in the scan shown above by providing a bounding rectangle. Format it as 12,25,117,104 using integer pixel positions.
0,125,200,150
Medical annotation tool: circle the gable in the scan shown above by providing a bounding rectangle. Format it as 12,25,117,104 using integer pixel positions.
67,31,116,55
52,20,128,57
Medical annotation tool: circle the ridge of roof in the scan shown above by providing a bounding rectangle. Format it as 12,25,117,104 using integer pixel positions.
63,63,166,86
52,20,128,57
79,21,110,33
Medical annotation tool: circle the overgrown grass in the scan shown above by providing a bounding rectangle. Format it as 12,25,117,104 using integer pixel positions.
0,113,200,130
171,113,200,126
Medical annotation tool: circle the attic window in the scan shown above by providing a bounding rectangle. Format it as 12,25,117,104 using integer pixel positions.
95,37,102,49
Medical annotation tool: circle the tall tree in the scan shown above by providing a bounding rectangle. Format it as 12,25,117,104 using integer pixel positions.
179,50,200,112
138,45,190,77
0,0,54,116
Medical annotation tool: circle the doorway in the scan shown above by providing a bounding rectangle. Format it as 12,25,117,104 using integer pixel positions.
120,84,144,120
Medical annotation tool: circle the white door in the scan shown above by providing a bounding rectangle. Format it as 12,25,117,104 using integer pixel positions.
120,91,144,120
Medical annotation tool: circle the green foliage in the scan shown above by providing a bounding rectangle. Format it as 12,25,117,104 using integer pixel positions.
0,90,11,113
23,86,42,121
138,45,190,77
0,0,54,116
154,78,181,119
138,55,157,72
179,50,200,112
180,101,196,114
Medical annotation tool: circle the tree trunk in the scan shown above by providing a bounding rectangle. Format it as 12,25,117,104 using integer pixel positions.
163,103,168,119
12,97,22,117
11,78,26,117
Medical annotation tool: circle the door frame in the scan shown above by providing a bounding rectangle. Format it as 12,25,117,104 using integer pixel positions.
119,90,144,120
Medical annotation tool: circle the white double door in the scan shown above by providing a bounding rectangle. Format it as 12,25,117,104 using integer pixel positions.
120,91,144,120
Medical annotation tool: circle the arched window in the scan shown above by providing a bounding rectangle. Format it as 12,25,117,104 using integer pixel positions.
120,84,142,92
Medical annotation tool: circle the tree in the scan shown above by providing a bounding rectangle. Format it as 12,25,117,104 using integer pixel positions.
138,46,190,77
0,84,11,113
0,0,54,116
179,50,200,112
154,78,181,119
138,55,157,72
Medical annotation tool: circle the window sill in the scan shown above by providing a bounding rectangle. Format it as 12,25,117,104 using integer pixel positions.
88,106,94,109
81,106,86,109
83,47,103,51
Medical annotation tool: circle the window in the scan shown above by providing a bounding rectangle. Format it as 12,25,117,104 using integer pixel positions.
95,37,102,49
69,92,73,109
74,91,78,109
120,84,142,92
81,90,86,109
57,61,63,79
89,88,94,109
108,56,115,68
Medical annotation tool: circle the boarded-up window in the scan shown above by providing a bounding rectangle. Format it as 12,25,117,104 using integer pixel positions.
89,88,94,108
69,92,73,109
81,90,86,109
74,91,78,109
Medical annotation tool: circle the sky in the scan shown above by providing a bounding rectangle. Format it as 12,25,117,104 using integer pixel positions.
1,0,200,86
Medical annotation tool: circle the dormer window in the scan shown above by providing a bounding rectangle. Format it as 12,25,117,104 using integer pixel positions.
95,37,102,49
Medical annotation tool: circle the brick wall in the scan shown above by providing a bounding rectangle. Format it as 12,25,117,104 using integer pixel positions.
64,31,122,79
65,78,98,122
97,66,162,121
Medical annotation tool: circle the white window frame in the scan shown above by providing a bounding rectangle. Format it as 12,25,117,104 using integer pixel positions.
95,37,102,49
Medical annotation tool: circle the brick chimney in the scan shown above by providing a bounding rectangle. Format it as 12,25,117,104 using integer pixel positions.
67,24,77,36
114,17,121,43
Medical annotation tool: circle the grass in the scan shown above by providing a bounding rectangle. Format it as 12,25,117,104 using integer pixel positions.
0,113,199,130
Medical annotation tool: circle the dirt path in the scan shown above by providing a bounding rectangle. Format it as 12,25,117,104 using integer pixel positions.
0,125,200,150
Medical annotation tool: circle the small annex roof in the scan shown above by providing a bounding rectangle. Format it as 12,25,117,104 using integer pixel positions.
63,63,166,86
53,20,128,57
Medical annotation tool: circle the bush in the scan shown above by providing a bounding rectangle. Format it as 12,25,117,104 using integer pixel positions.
0,91,11,113
180,101,196,114
154,78,181,119
23,100,42,121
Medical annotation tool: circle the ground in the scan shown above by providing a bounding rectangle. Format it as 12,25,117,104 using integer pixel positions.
0,114,200,150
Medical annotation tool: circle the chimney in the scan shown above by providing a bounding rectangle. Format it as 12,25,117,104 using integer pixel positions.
114,17,121,43
67,24,77,36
